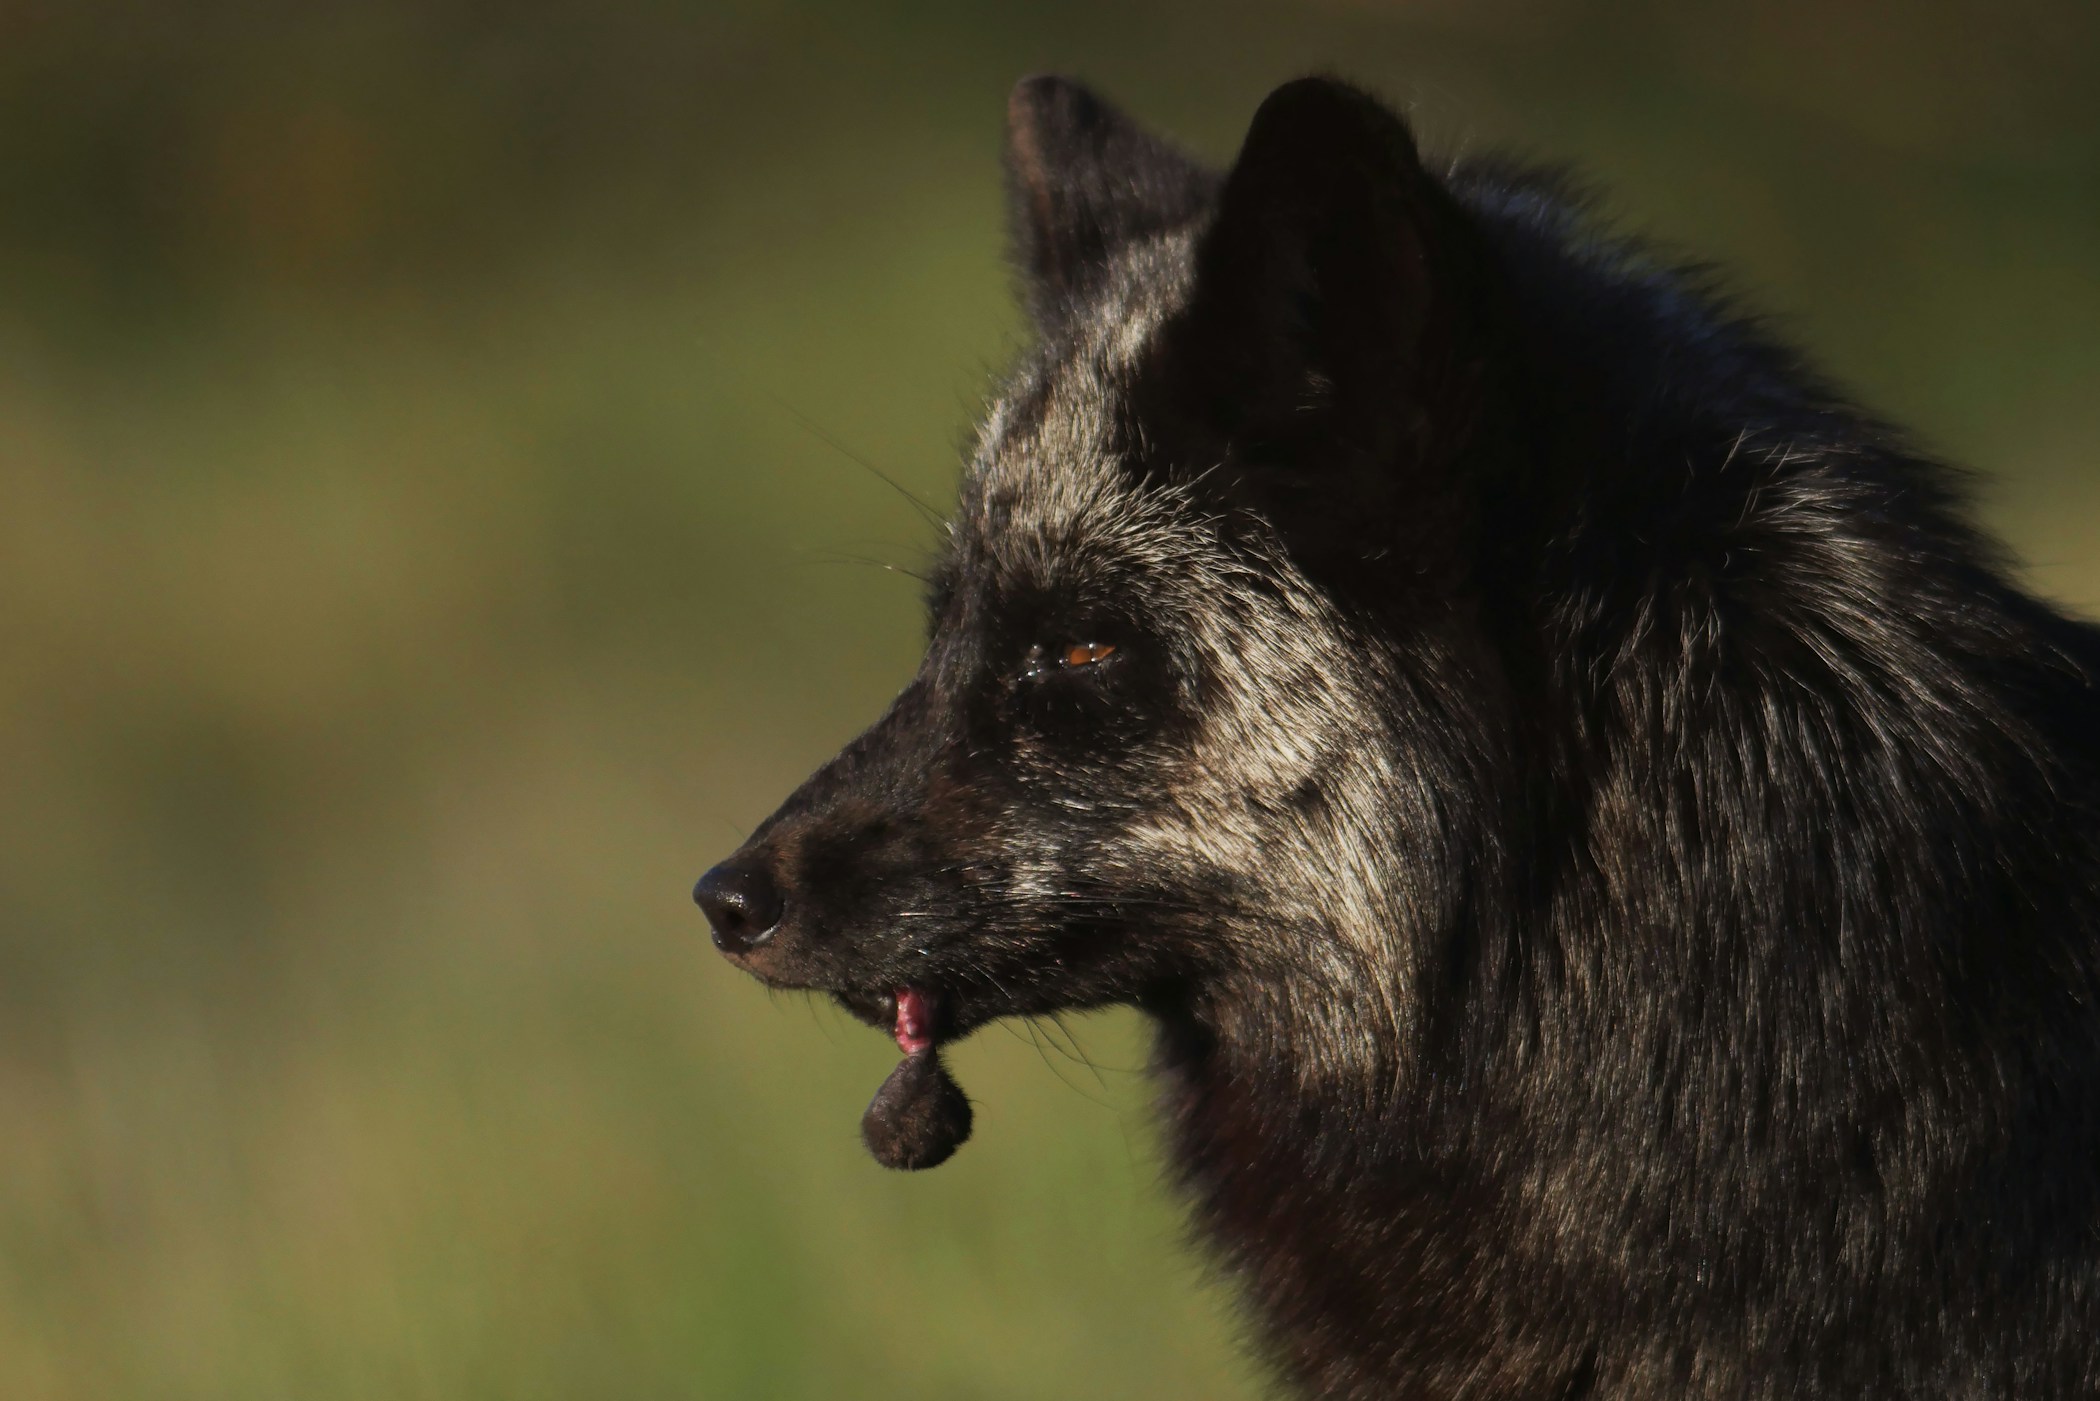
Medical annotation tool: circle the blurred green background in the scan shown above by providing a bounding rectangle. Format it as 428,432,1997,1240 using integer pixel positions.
1,2,2095,1397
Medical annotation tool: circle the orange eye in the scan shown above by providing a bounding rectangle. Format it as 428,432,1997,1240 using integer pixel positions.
1062,641,1117,668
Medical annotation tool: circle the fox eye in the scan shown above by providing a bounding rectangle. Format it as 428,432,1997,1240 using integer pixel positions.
1021,639,1119,682
1062,641,1116,668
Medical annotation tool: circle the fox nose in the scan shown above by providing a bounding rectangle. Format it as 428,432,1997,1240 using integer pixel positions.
693,858,786,953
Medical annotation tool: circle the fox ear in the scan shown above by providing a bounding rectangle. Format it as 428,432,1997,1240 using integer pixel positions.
1153,78,1495,563
1005,75,1217,341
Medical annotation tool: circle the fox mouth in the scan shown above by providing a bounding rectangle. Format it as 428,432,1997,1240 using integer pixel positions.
716,937,982,1050
890,985,938,1054
836,983,959,1053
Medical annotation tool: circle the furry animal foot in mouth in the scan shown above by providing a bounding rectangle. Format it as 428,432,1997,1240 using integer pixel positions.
861,986,972,1170
862,1050,972,1171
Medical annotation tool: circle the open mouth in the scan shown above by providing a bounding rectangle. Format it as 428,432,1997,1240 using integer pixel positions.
891,984,938,1054
840,982,963,1048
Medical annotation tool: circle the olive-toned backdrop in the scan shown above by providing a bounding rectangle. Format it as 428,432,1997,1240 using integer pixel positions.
2,3,2095,1397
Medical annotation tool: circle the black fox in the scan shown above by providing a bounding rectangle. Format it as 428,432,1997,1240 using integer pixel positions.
694,76,2100,1398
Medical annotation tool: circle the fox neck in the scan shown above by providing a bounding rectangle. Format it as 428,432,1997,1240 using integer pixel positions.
1144,969,1584,1395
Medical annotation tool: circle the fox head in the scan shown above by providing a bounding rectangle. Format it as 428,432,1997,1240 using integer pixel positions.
695,76,1526,1108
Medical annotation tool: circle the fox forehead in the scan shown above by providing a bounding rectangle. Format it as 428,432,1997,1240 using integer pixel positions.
950,232,1211,600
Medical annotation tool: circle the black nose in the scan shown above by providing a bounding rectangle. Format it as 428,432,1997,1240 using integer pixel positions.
693,859,785,953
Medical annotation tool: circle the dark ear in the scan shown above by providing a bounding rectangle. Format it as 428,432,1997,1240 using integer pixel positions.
1005,75,1217,341
1153,78,1496,563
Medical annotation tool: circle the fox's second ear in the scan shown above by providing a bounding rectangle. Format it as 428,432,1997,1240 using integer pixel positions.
1149,78,1499,565
1005,76,1217,342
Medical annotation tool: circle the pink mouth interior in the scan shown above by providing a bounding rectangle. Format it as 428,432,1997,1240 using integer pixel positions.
893,986,935,1055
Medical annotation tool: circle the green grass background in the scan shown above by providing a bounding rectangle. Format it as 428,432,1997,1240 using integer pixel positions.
1,2,2096,1396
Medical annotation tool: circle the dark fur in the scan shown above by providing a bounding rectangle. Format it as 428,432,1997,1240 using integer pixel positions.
698,77,2100,1397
